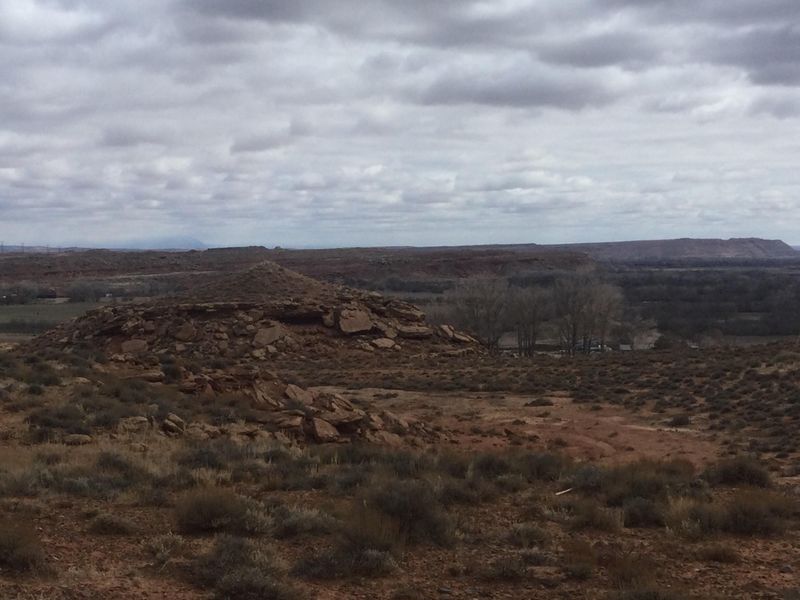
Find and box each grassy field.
[0,302,98,333]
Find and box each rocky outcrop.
[28,261,478,448]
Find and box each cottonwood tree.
[507,286,552,357]
[450,279,508,352]
[553,275,624,355]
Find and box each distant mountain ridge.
[533,238,798,262]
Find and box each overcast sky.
[1,0,799,248]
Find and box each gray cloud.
[1,0,799,248]
[416,60,620,109]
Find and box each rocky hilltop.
[29,261,479,445]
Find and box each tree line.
[446,275,629,356]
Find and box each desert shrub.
[515,452,571,481]
[0,520,47,573]
[95,451,150,485]
[721,490,791,536]
[666,491,796,538]
[292,546,397,580]
[471,453,511,480]
[292,505,400,580]
[88,513,136,535]
[176,446,227,471]
[667,414,691,427]
[560,539,597,580]
[175,487,270,534]
[567,499,622,532]
[144,533,184,568]
[623,497,666,528]
[605,552,657,589]
[214,567,298,600]
[367,479,453,546]
[26,404,89,439]
[327,466,371,494]
[0,469,41,497]
[195,535,296,599]
[704,456,771,488]
[271,506,337,539]
[594,460,699,507]
[438,477,496,505]
[507,523,549,548]
[21,362,61,387]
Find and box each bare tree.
[450,279,508,352]
[553,275,624,355]
[553,275,593,355]
[508,286,552,356]
[590,282,624,351]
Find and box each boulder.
[376,322,398,339]
[162,413,186,435]
[118,416,151,434]
[121,339,149,354]
[336,307,373,335]
[253,324,286,348]
[371,338,396,349]
[310,418,340,443]
[136,370,165,383]
[381,411,410,432]
[453,331,475,344]
[174,323,196,342]
[365,430,403,446]
[285,383,314,405]
[275,414,304,430]
[396,325,433,339]
[386,302,426,322]
[186,422,221,440]
[438,324,456,340]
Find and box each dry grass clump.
[195,535,297,600]
[174,487,271,535]
[665,489,797,538]
[143,533,185,568]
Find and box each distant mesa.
[529,238,798,262]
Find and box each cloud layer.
[1,0,799,247]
